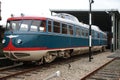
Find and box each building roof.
[50,9,120,32]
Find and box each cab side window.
[39,20,46,32]
[48,20,52,32]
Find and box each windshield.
[6,20,46,32]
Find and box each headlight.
[2,39,6,44]
[17,39,22,44]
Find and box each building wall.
[0,1,1,20]
[118,20,120,49]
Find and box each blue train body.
[2,13,107,64]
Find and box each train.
[2,13,107,64]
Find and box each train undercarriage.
[29,46,106,65]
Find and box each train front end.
[2,16,47,62]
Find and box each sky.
[0,0,120,25]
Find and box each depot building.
[50,9,120,51]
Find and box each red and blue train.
[2,13,107,64]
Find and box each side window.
[85,29,89,37]
[79,28,81,36]
[94,31,97,38]
[92,30,94,38]
[53,21,60,33]
[102,34,104,39]
[82,29,85,37]
[48,20,52,32]
[62,23,67,34]
[98,33,100,38]
[76,27,80,36]
[39,20,46,32]
[68,25,73,35]
[103,34,107,39]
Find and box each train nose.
[3,36,22,51]
[3,34,20,47]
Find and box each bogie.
[44,52,57,63]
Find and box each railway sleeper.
[89,75,118,80]
[94,73,119,78]
[97,72,119,76]
[98,70,119,74]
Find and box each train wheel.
[99,47,103,52]
[63,50,71,58]
[36,57,43,65]
[102,46,106,52]
[44,52,56,63]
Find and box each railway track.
[0,63,23,71]
[0,63,23,80]
[0,63,43,80]
[0,57,14,67]
[81,58,120,80]
[0,53,88,80]
[0,51,114,80]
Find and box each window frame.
[53,21,60,33]
[47,20,53,32]
[68,24,74,36]
[61,23,68,34]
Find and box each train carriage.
[2,13,107,64]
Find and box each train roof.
[49,14,106,34]
[7,16,47,21]
[7,14,106,34]
[52,13,80,23]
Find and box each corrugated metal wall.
[0,1,1,20]
[118,20,120,49]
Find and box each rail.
[81,58,120,80]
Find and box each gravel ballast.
[9,51,114,80]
